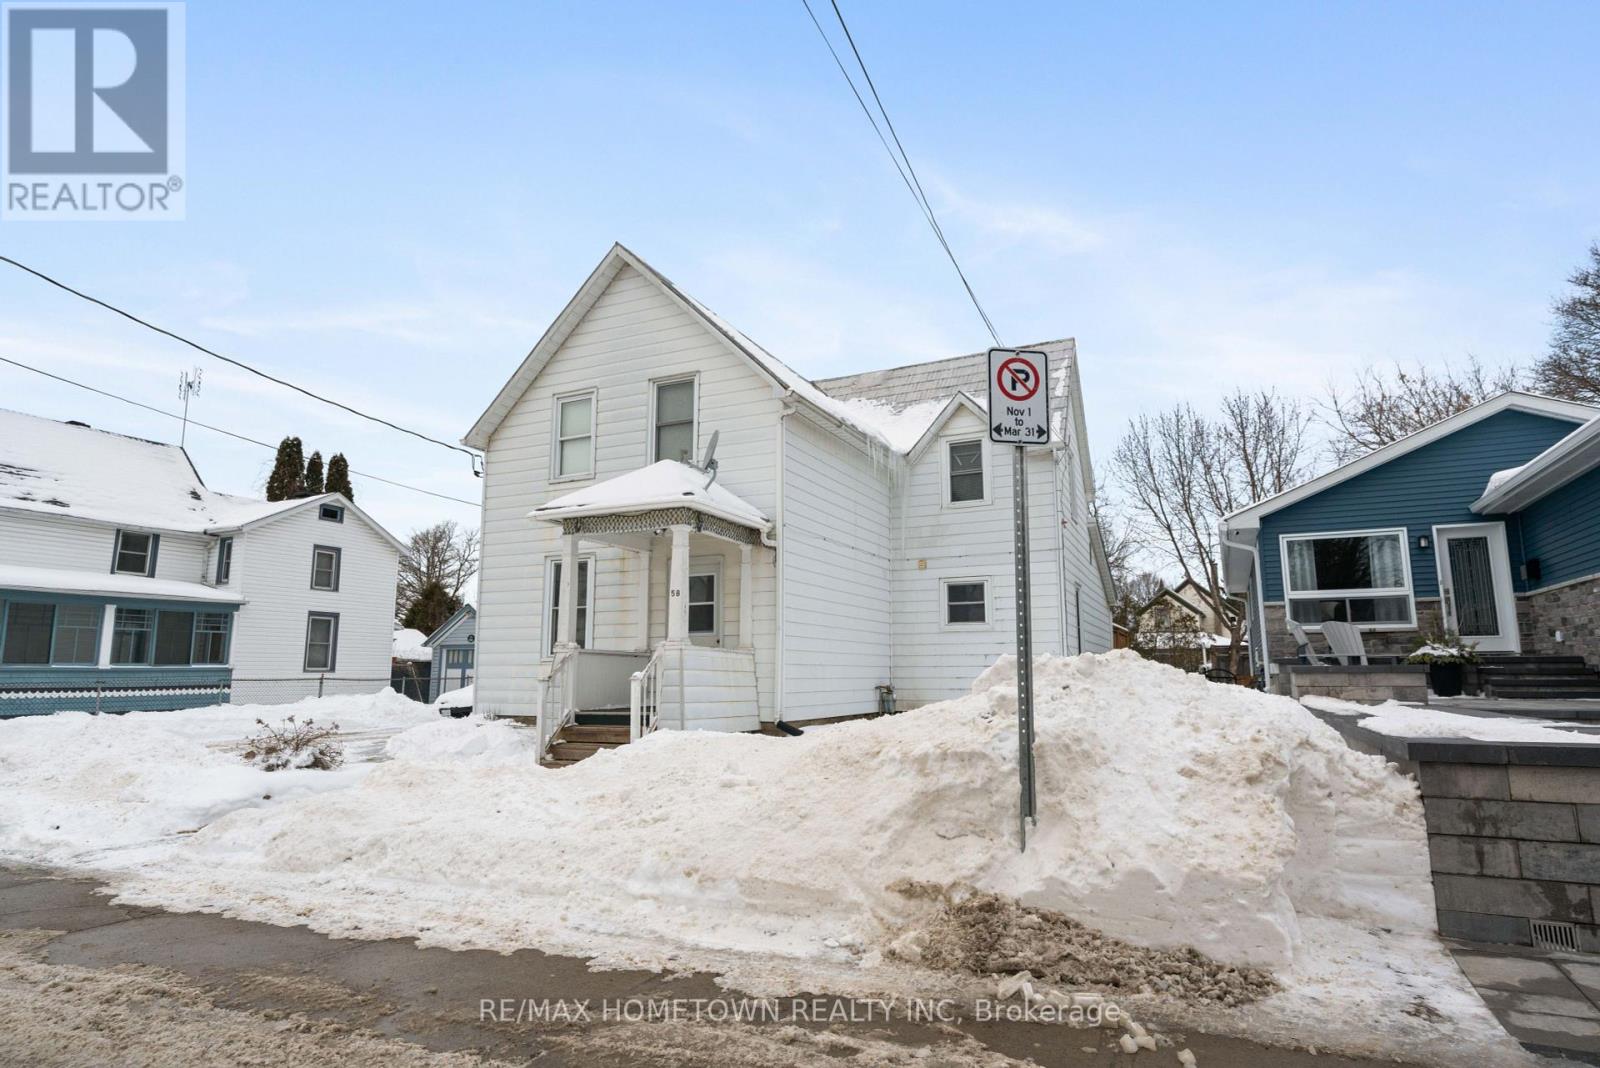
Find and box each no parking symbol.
[987,348,1049,444]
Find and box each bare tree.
[1111,389,1314,672]
[1530,242,1600,404]
[397,520,480,624]
[1323,358,1520,462]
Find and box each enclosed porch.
[528,461,773,762]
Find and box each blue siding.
[1518,465,1600,589]
[1260,410,1580,601]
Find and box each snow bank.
[0,690,433,867]
[2,653,1428,977]
[392,628,431,662]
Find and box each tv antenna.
[177,366,203,447]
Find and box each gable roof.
[1472,412,1600,514]
[424,603,476,647]
[0,408,405,550]
[1222,392,1598,530]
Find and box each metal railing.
[629,646,667,741]
[539,650,577,757]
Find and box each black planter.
[1429,662,1465,698]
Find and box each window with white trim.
[310,546,341,591]
[113,530,157,576]
[544,557,595,655]
[946,440,984,504]
[1282,529,1415,628]
[553,391,595,479]
[688,571,718,636]
[215,537,233,583]
[304,612,339,672]
[943,579,989,625]
[652,378,696,464]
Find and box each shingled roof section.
[815,338,1076,408]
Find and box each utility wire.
[0,254,483,468]
[798,0,1003,347]
[0,354,481,509]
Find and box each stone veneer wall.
[1261,600,1445,661]
[1423,762,1600,952]
[1271,664,1430,704]
[1520,576,1600,665]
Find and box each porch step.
[574,707,630,727]
[541,721,632,768]
[1481,674,1600,688]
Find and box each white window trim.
[1279,526,1416,632]
[542,553,597,657]
[941,436,990,508]
[686,557,722,643]
[647,373,699,466]
[550,388,598,483]
[941,576,993,629]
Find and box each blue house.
[1221,392,1600,685]
[423,603,475,701]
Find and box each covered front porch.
[528,461,772,761]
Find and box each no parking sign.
[987,348,1050,445]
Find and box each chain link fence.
[0,671,476,718]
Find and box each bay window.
[1282,529,1414,628]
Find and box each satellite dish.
[699,430,720,488]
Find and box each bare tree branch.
[1321,357,1520,462]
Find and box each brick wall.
[1520,578,1600,664]
[1261,600,1444,661]
[1422,762,1600,951]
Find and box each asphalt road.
[0,866,1448,1068]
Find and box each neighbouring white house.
[0,410,404,715]
[463,244,1115,758]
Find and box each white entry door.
[1434,523,1520,653]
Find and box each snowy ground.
[0,659,1537,1065]
[1304,694,1600,743]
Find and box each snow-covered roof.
[0,409,404,550]
[1472,412,1600,515]
[530,460,769,530]
[393,628,432,662]
[0,563,244,604]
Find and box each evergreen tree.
[325,453,354,501]
[265,436,305,501]
[303,451,325,495]
[402,579,461,635]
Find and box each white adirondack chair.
[1289,621,1332,665]
[1320,620,1369,666]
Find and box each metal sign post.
[988,348,1050,851]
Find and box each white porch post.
[97,604,116,667]
[635,548,652,650]
[556,531,580,651]
[667,524,692,642]
[738,544,754,650]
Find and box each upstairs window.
[310,546,341,591]
[554,391,596,479]
[1283,529,1415,628]
[947,440,985,504]
[652,378,696,464]
[215,537,233,584]
[113,530,157,576]
[319,503,344,522]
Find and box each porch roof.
[529,460,769,532]
[0,563,245,604]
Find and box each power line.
[0,254,483,469]
[798,0,1003,347]
[0,354,481,509]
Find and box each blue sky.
[3,0,1598,546]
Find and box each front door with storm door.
[1434,523,1520,653]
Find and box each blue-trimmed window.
[192,613,231,665]
[52,606,101,664]
[111,608,154,664]
[113,530,159,576]
[1,603,53,664]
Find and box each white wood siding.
[1055,447,1115,654]
[778,410,894,720]
[228,507,399,694]
[0,509,211,582]
[475,264,782,719]
[889,407,1066,707]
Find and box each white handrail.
[540,650,578,757]
[629,645,667,742]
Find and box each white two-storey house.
[465,245,1115,759]
[0,411,404,715]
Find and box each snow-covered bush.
[1406,632,1480,665]
[241,716,344,771]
